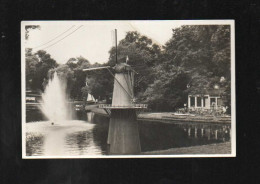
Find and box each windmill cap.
[113,63,132,73]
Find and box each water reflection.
[26,114,107,156]
[138,121,231,152]
[26,133,45,156]
[26,106,231,156]
[181,124,231,141]
[91,115,109,154]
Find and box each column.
[205,96,209,109]
[215,130,218,140]
[188,96,191,108]
[215,97,218,109]
[188,128,191,137]
[201,98,204,108]
[195,96,197,108]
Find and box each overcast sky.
[24,21,184,64]
[24,20,232,64]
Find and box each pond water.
[26,107,231,156]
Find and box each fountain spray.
[40,71,71,124]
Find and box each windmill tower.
[83,29,147,154]
[103,63,146,154]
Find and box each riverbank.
[143,141,231,155]
[139,112,231,124]
[90,108,231,124]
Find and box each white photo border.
[21,20,236,159]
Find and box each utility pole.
[115,29,117,64]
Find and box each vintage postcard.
[21,20,235,158]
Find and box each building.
[188,88,225,110]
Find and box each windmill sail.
[83,66,110,71]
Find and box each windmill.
[83,29,147,154]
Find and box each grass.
[143,141,231,155]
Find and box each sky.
[23,20,233,64]
[24,21,183,64]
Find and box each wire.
[123,73,133,96]
[33,25,76,49]
[106,68,134,99]
[39,25,84,50]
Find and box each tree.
[66,56,92,99]
[25,49,58,91]
[143,65,189,111]
[144,25,231,111]
[85,67,113,101]
[25,48,39,89]
[25,25,40,40]
[107,31,161,101]
[66,58,78,69]
[35,50,58,91]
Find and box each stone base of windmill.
[107,109,141,155]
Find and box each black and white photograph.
[21,20,235,158]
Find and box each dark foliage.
[25,26,231,111]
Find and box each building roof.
[189,88,226,96]
[205,88,225,96]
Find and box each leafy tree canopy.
[143,25,231,111]
[107,31,161,99]
[25,25,40,40]
[26,49,58,91]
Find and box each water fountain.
[26,71,103,157]
[40,72,71,123]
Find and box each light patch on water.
[26,120,103,156]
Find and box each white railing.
[99,104,147,109]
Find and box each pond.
[25,106,231,156]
